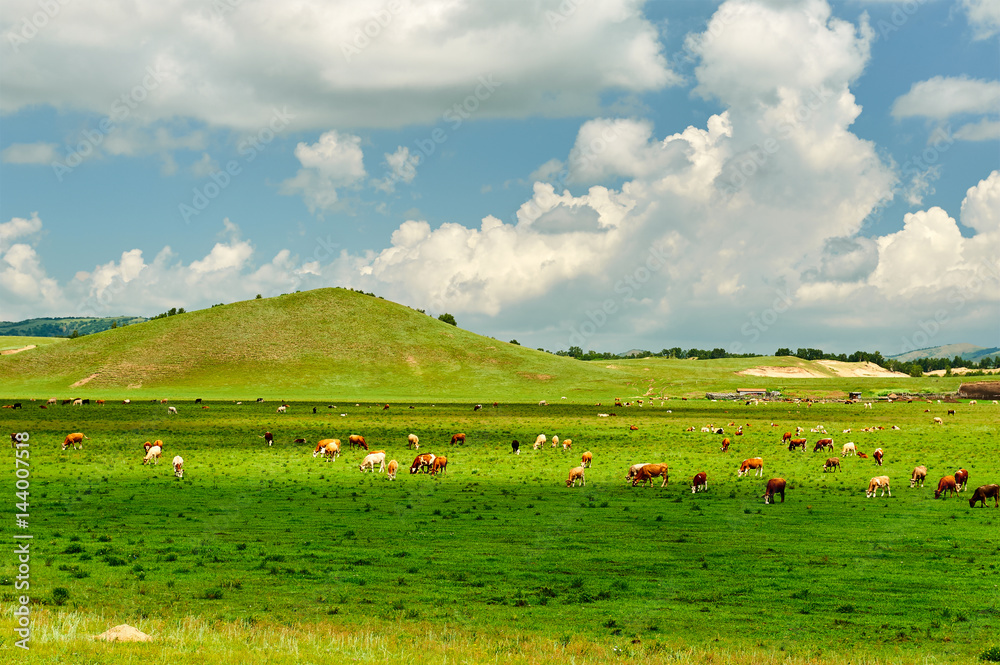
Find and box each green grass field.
[2,397,998,664]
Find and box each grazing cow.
[263,431,274,446]
[909,465,927,488]
[691,472,708,493]
[947,409,955,416]
[62,432,88,450]
[866,476,891,498]
[738,457,764,478]
[313,439,340,460]
[12,402,22,409]
[172,456,184,478]
[511,440,520,455]
[813,440,833,453]
[9,432,18,448]
[277,405,287,413]
[581,451,592,468]
[431,456,448,475]
[763,478,786,504]
[473,404,482,411]
[873,448,883,466]
[935,476,958,499]
[788,438,807,452]
[122,399,130,405]
[562,438,572,451]
[359,451,386,473]
[383,403,390,410]
[865,402,872,409]
[823,457,841,472]
[256,398,264,403]
[857,451,868,459]
[933,417,943,425]
[72,399,82,406]
[841,442,856,456]
[632,463,669,487]
[387,459,399,480]
[781,432,793,443]
[969,484,1000,508]
[533,434,546,450]
[293,438,307,444]
[160,399,168,404]
[407,433,419,449]
[625,463,650,484]
[410,453,436,474]
[143,440,163,453]
[47,398,57,405]
[142,445,162,465]
[167,406,178,415]
[566,466,586,487]
[954,468,969,492]
[348,434,368,451]
[195,398,202,404]
[720,438,730,452]
[551,435,559,448]
[450,433,466,445]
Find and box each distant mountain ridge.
[890,343,1000,363]
[0,316,147,338]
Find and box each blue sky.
[1,0,998,356]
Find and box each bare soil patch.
[70,373,100,388]
[94,624,153,642]
[0,344,36,355]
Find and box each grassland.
[2,397,998,664]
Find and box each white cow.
[172,456,184,478]
[359,451,386,473]
[533,434,546,450]
[142,445,162,465]
[167,406,178,415]
[841,442,856,456]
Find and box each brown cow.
[312,439,340,461]
[143,439,163,453]
[935,476,958,499]
[909,465,927,488]
[691,472,707,493]
[720,438,730,452]
[566,466,586,487]
[263,431,274,446]
[410,453,436,474]
[581,451,592,468]
[738,457,764,478]
[348,434,368,451]
[430,456,448,476]
[450,433,466,445]
[866,476,891,498]
[386,459,399,480]
[781,432,793,443]
[788,438,807,452]
[812,439,832,453]
[873,448,883,466]
[632,463,669,487]
[823,457,840,472]
[62,432,88,450]
[954,468,969,492]
[763,478,786,504]
[969,484,999,508]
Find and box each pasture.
[2,397,998,664]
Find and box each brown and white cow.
[62,432,88,450]
[763,478,786,504]
[562,438,572,451]
[386,459,399,480]
[450,433,466,445]
[866,476,891,498]
[359,451,386,473]
[312,438,341,461]
[954,468,969,492]
[738,457,764,478]
[909,465,927,488]
[969,484,999,508]
[263,431,274,446]
[935,475,958,499]
[410,453,436,474]
[581,451,592,468]
[691,472,707,493]
[348,434,368,451]
[781,432,793,444]
[720,438,730,452]
[143,439,163,453]
[172,456,184,478]
[813,439,833,453]
[430,456,448,476]
[873,448,883,466]
[788,438,807,452]
[566,466,586,487]
[632,463,669,487]
[823,457,841,472]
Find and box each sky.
[1,0,998,356]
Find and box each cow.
[781,432,793,444]
[551,435,559,448]
[933,417,943,425]
[46,398,57,405]
[430,456,448,475]
[947,409,955,416]
[62,432,88,450]
[581,451,593,468]
[873,448,883,466]
[566,466,586,487]
[720,438,730,452]
[866,476,891,498]
[473,404,482,411]
[813,440,832,453]
[954,468,969,492]
[122,399,130,405]
[450,433,466,445]
[276,405,287,413]
[629,425,639,431]
[857,451,869,459]
[172,456,184,478]
[383,403,390,411]
[386,459,399,480]
[143,440,163,453]
[263,431,274,446]
[195,398,202,404]
[763,478,786,504]
[533,434,546,450]
[632,463,669,487]
[12,402,22,409]
[167,406,178,415]
[142,445,162,465]
[841,442,856,456]
[293,438,307,444]
[562,438,572,451]
[9,432,18,448]
[160,399,168,404]
[359,452,386,473]
[407,433,419,449]
[625,462,650,484]
[312,439,340,461]
[348,434,368,451]
[410,453,436,474]
[823,457,841,472]
[691,472,707,493]
[969,484,1000,508]
[72,399,82,406]
[909,465,927,488]
[788,438,807,452]
[511,440,520,455]
[935,476,958,499]
[738,457,764,478]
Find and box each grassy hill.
[890,342,999,363]
[0,288,967,400]
[0,315,147,337]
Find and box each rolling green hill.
[890,342,999,363]
[0,288,966,400]
[0,315,147,337]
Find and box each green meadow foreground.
[2,398,998,664]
